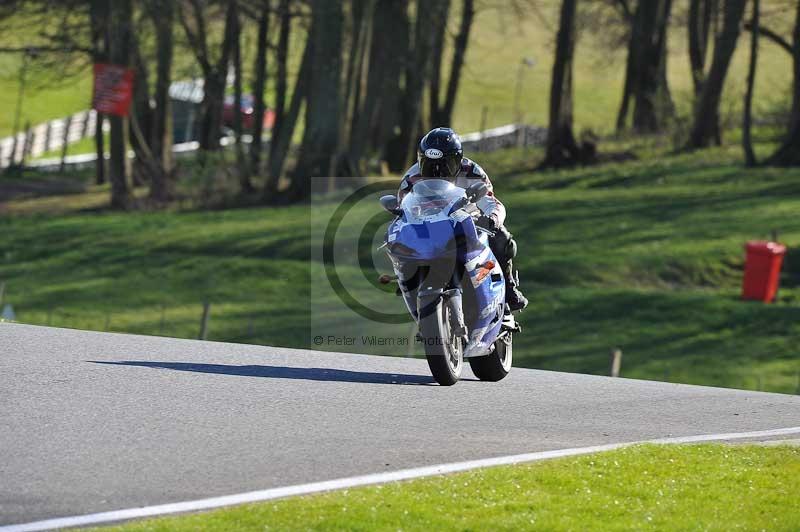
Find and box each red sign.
[92,63,135,117]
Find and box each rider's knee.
[505,235,517,260]
[490,225,517,262]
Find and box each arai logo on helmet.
[424,148,444,159]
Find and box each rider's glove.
[476,214,500,232]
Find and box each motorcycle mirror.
[379,194,401,215]
[466,182,489,202]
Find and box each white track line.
[4,426,800,532]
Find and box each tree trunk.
[129,29,153,187]
[429,0,451,127]
[94,113,105,185]
[337,0,375,176]
[541,0,582,168]
[387,0,438,171]
[765,1,800,166]
[179,0,238,152]
[345,4,373,167]
[631,0,674,132]
[618,0,675,133]
[107,0,132,209]
[292,0,343,200]
[266,36,311,200]
[198,76,225,152]
[148,0,175,202]
[249,0,270,176]
[685,0,747,149]
[347,0,407,172]
[742,0,758,167]
[230,0,252,194]
[615,22,637,132]
[381,2,415,173]
[264,0,292,197]
[342,0,368,140]
[89,0,109,185]
[688,0,715,98]
[439,0,474,127]
[787,2,800,133]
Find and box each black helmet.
[418,127,463,179]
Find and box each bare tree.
[688,0,717,99]
[766,0,800,166]
[147,0,176,202]
[120,1,179,202]
[425,0,475,128]
[129,20,154,188]
[249,0,270,177]
[541,0,583,168]
[742,0,759,167]
[264,0,298,196]
[89,0,108,186]
[265,31,311,199]
[108,0,133,209]
[292,0,343,200]
[438,0,475,127]
[429,0,451,127]
[685,0,748,149]
[341,0,369,133]
[179,0,238,151]
[617,0,675,133]
[229,0,253,194]
[347,0,408,173]
[387,0,438,171]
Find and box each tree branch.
[615,0,633,21]
[0,45,91,54]
[178,0,212,73]
[744,21,792,55]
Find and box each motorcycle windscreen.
[388,219,459,261]
[402,179,463,224]
[387,179,466,261]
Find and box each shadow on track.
[89,360,438,385]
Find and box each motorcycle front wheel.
[469,332,512,382]
[419,297,463,386]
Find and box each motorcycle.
[379,179,518,386]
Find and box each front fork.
[415,271,467,342]
[443,287,468,341]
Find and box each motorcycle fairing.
[456,217,505,357]
[386,201,505,358]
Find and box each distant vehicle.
[222,95,275,132]
[379,179,519,386]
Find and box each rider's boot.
[488,225,528,312]
[503,259,528,312]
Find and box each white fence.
[4,119,548,173]
[0,110,100,169]
[460,123,547,152]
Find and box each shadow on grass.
[90,360,437,385]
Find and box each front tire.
[469,332,512,382]
[419,297,463,386]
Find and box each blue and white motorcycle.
[379,179,518,386]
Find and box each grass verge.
[90,444,800,531]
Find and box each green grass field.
[0,2,794,138]
[90,444,800,531]
[2,143,799,393]
[0,55,93,138]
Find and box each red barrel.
[742,241,786,303]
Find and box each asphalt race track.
[2,323,800,526]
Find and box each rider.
[398,127,528,312]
